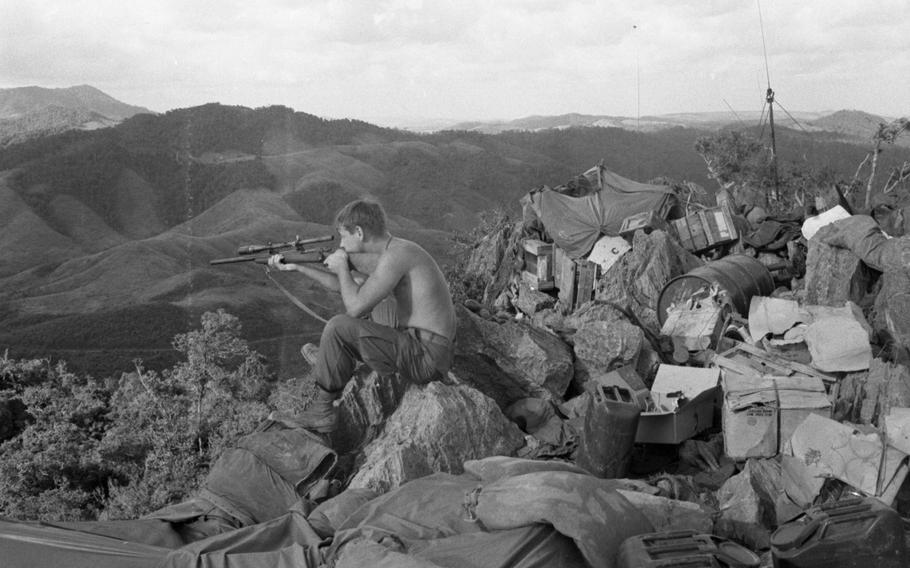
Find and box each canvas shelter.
[521,164,676,259]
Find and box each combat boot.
[300,343,319,366]
[268,387,340,434]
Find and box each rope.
[264,267,328,324]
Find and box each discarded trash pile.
[2,165,910,568]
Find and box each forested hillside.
[1,103,908,379]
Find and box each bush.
[0,310,276,522]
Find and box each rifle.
[210,235,387,323]
[210,235,335,266]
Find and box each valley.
[1,99,907,380]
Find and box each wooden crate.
[521,239,554,290]
[671,206,738,253]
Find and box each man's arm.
[268,252,380,291]
[328,250,405,318]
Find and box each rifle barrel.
[209,256,256,265]
[210,250,329,266]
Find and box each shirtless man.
[267,199,456,434]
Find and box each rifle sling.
[264,267,328,324]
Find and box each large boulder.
[811,216,910,358]
[853,358,910,424]
[461,219,524,305]
[873,269,910,361]
[452,305,574,408]
[347,381,525,493]
[334,367,411,455]
[803,239,873,306]
[566,302,645,386]
[595,230,700,337]
[513,281,557,316]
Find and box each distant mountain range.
[0,85,153,146]
[0,85,906,379]
[442,109,904,146]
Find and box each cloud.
[0,0,908,120]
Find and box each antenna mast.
[758,0,780,201]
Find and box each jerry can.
[574,382,640,478]
[618,529,761,568]
[770,497,907,567]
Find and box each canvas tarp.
[328,461,654,568]
[0,450,654,568]
[329,472,588,567]
[0,518,171,568]
[149,426,337,528]
[159,508,327,568]
[521,165,674,259]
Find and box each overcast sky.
[2,1,908,126]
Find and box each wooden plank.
[574,261,598,308]
[554,247,576,307]
[699,211,717,246]
[673,218,694,251]
[522,239,553,256]
[724,340,837,384]
[715,208,735,241]
[689,213,709,251]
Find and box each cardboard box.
[635,365,720,444]
[789,414,909,505]
[722,372,831,459]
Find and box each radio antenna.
[757,0,780,201]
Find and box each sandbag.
[307,488,378,539]
[160,511,325,568]
[472,470,654,568]
[330,472,589,568]
[202,428,337,526]
[463,456,589,483]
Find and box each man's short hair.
[334,199,387,239]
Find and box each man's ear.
[353,226,365,240]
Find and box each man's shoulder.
[389,237,429,257]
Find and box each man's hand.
[323,249,349,274]
[267,254,296,271]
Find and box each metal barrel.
[657,254,775,325]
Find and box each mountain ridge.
[0,85,154,146]
[441,109,903,145]
[0,94,907,379]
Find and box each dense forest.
[2,112,909,522]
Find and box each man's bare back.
[382,237,456,340]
